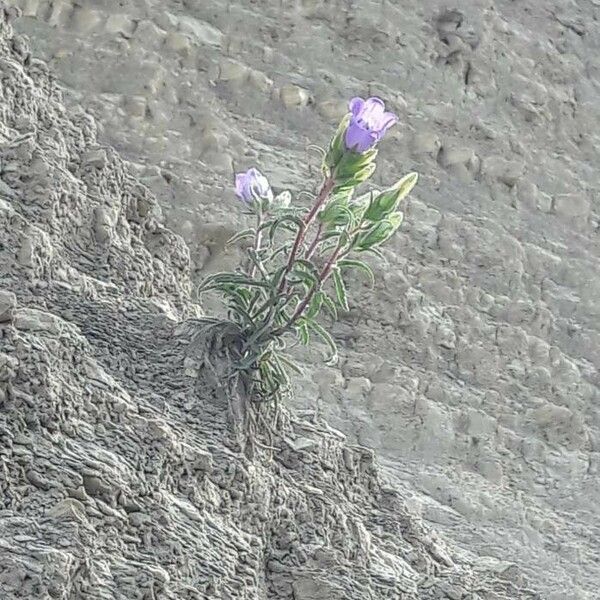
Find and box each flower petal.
[349,97,365,117]
[382,112,398,131]
[361,97,385,123]
[345,123,378,152]
[235,173,247,198]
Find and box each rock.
[71,6,102,34]
[177,15,223,47]
[123,95,147,117]
[438,145,476,168]
[47,498,87,522]
[292,577,343,600]
[553,192,590,218]
[279,84,310,108]
[412,131,441,155]
[14,308,62,333]
[217,59,248,83]
[105,13,136,38]
[164,31,190,54]
[83,148,108,169]
[316,98,347,121]
[0,290,16,322]
[482,156,525,186]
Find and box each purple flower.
[234,168,273,205]
[344,97,398,153]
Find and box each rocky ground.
[3,0,600,598]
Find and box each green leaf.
[334,148,378,179]
[298,322,310,345]
[268,215,304,245]
[305,291,324,320]
[363,172,418,222]
[197,272,272,294]
[288,268,318,288]
[355,212,403,251]
[332,267,349,311]
[321,294,338,320]
[306,320,338,365]
[226,228,256,246]
[363,246,388,263]
[275,352,304,376]
[317,195,347,222]
[395,171,419,201]
[338,259,375,288]
[323,113,351,171]
[294,258,321,280]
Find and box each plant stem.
[304,222,323,260]
[242,177,335,353]
[249,212,264,279]
[272,243,346,337]
[275,176,335,296]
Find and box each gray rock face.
[4,0,600,598]
[0,8,545,599]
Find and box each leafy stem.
[249,211,264,279]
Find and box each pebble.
[279,84,310,108]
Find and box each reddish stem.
[276,177,335,296]
[304,222,324,260]
[272,244,344,336]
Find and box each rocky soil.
[4,0,600,598]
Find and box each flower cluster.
[199,97,418,403]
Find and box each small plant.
[198,97,418,404]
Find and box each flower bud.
[234,168,274,211]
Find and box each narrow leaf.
[268,215,304,245]
[305,291,324,320]
[332,267,349,311]
[276,353,304,376]
[307,320,339,365]
[338,259,375,288]
[321,294,338,320]
[298,322,310,346]
[226,228,255,246]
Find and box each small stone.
[247,69,273,93]
[14,309,61,334]
[482,156,524,186]
[438,145,476,168]
[93,206,115,244]
[279,84,310,108]
[217,59,248,83]
[22,0,40,18]
[291,437,319,452]
[47,0,71,27]
[83,148,108,169]
[105,13,136,38]
[128,511,152,527]
[164,31,190,54]
[178,15,223,47]
[201,151,233,174]
[316,98,347,121]
[440,581,464,600]
[0,290,16,322]
[48,498,87,522]
[123,95,147,118]
[26,469,52,490]
[553,192,590,218]
[412,132,441,155]
[71,7,102,33]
